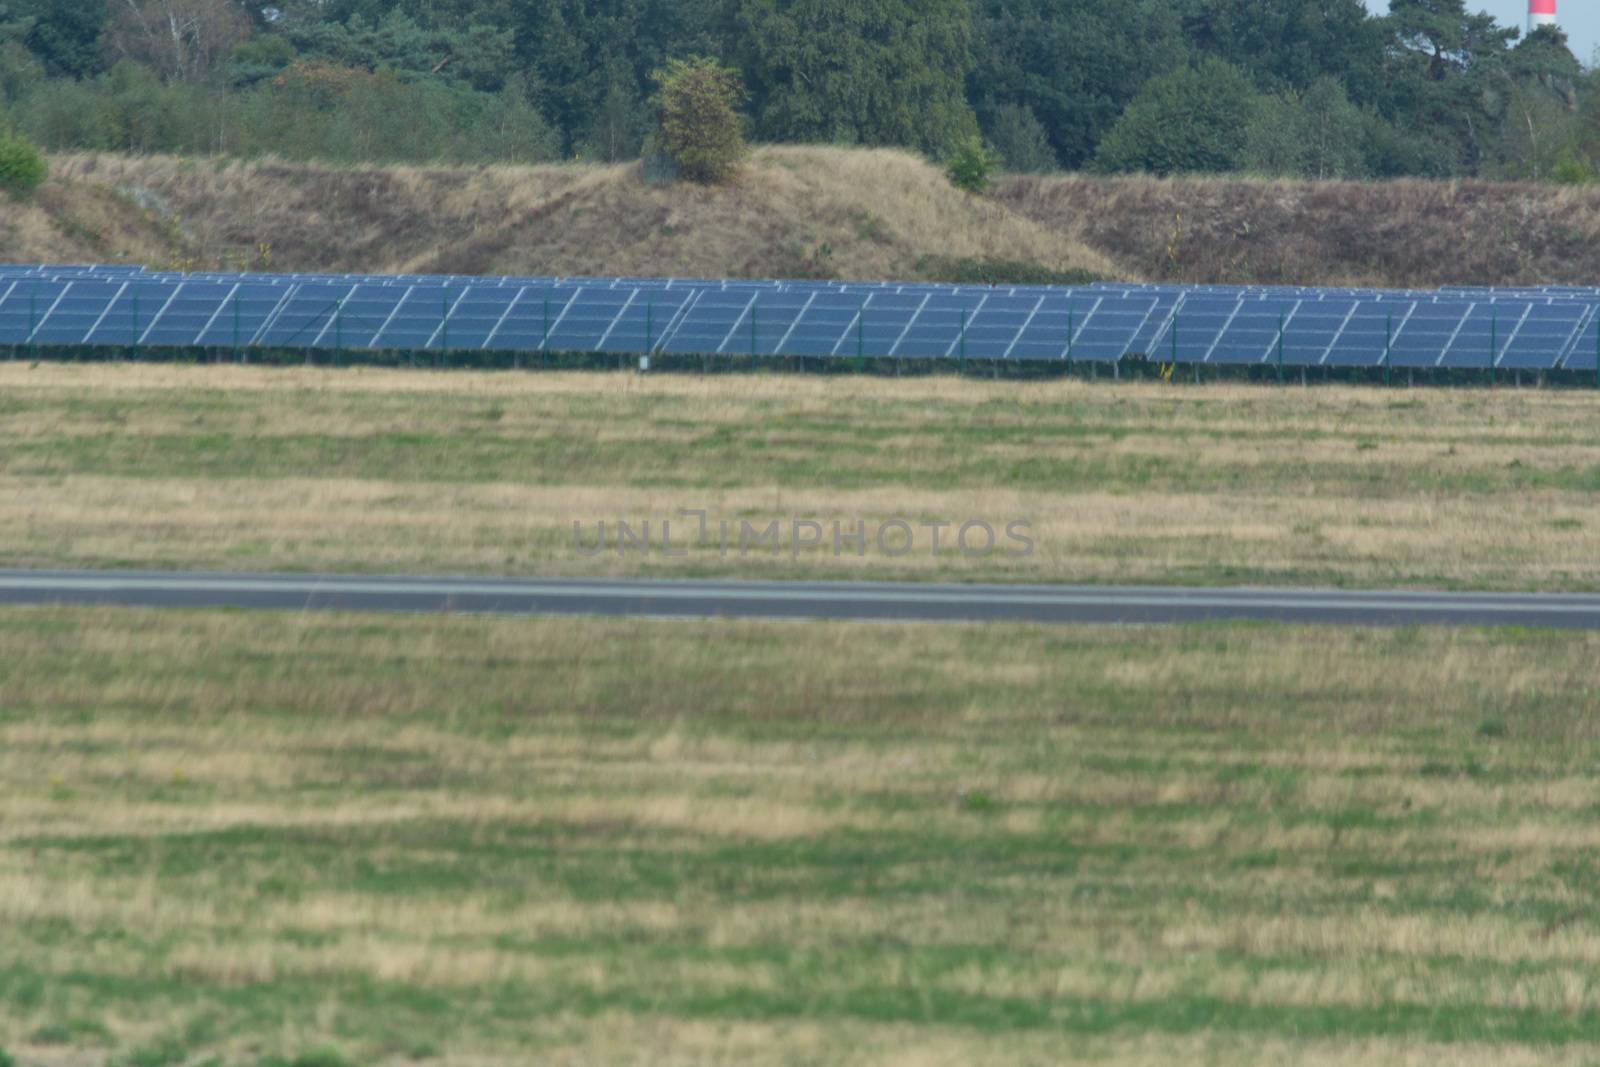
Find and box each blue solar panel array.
[3,264,1600,370]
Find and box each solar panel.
[6,263,1600,370]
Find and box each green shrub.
[653,56,745,184]
[1551,153,1596,186]
[944,135,993,194]
[0,130,46,196]
[0,1045,15,1067]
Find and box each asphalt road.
[0,570,1597,628]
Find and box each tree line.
[0,0,1595,181]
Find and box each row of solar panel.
[2,271,1599,367]
[8,265,1600,311]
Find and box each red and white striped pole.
[1528,0,1557,33]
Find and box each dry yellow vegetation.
[15,147,1115,281]
[0,363,1596,589]
[11,147,1600,287]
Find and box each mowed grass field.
[1,608,1598,1065]
[1,363,1599,588]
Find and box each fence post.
[24,287,36,361]
[543,298,551,369]
[233,294,243,364]
[750,299,758,359]
[1385,312,1392,386]
[1489,309,1497,388]
[130,293,139,363]
[857,299,865,362]
[335,301,343,366]
[441,293,449,360]
[959,308,967,374]
[1067,309,1074,374]
[1276,311,1284,384]
[646,301,654,359]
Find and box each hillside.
[7,147,1600,287]
[994,173,1600,289]
[8,147,1115,282]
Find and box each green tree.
[1176,0,1386,104]
[1381,0,1520,170]
[580,71,648,162]
[1245,77,1367,179]
[731,0,977,155]
[1093,58,1259,175]
[969,0,1185,170]
[653,55,745,184]
[984,103,1055,172]
[0,0,105,78]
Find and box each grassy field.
[0,607,1597,1065]
[1,363,1598,589]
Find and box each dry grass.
[995,172,1600,288]
[0,363,1597,589]
[37,147,1115,281]
[20,150,1600,287]
[0,608,1597,1064]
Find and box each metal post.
[441,294,449,358]
[1595,319,1599,390]
[1489,310,1496,387]
[1067,309,1075,373]
[335,302,343,366]
[1171,319,1178,367]
[959,309,967,373]
[1276,311,1284,384]
[857,299,865,361]
[130,293,139,363]
[646,301,654,357]
[233,295,242,364]
[543,298,551,369]
[750,300,758,358]
[1384,312,1392,386]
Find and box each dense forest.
[0,0,1595,181]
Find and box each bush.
[653,56,745,184]
[945,135,993,194]
[1552,152,1596,185]
[0,130,46,196]
[0,1045,14,1067]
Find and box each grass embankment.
[0,363,1597,589]
[15,148,1115,282]
[994,173,1600,289]
[0,609,1597,1064]
[15,147,1600,287]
